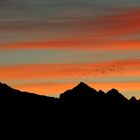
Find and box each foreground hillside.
[0,82,139,137]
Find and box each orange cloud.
[0,9,140,51]
[86,9,140,36]
[0,38,140,51]
[0,59,139,81]
[0,58,139,98]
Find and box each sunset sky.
[0,0,140,99]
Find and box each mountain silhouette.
[60,82,97,99]
[0,82,139,114]
[0,82,139,137]
[106,88,127,100]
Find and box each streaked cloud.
[0,0,139,98]
[0,8,140,45]
[0,58,139,81]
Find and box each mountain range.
[0,82,139,113]
[0,82,139,137]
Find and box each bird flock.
[71,60,129,81]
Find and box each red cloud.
[0,59,139,80]
[0,9,140,51]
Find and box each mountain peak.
[106,88,127,101]
[129,96,137,102]
[106,88,121,96]
[98,90,105,96]
[108,88,119,93]
[73,82,97,93]
[0,82,12,89]
[60,82,97,99]
[76,82,89,88]
[79,82,87,85]
[0,82,6,86]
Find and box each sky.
[0,0,140,99]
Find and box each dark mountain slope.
[0,82,139,138]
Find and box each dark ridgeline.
[0,82,139,137]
